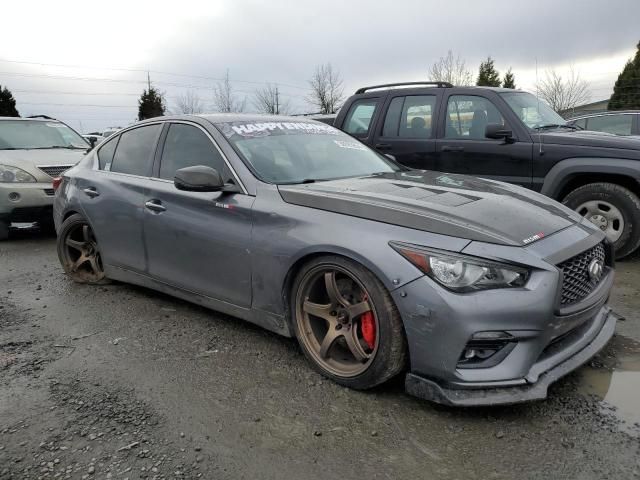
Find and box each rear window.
[109,124,161,176]
[342,99,378,136]
[382,95,436,138]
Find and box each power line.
[0,57,311,91]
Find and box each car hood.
[541,129,640,154]
[0,148,86,169]
[278,171,584,246]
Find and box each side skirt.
[104,265,291,337]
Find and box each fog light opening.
[8,192,20,202]
[458,331,516,369]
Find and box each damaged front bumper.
[405,306,618,406]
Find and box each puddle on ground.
[577,336,640,434]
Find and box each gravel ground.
[1,228,640,479]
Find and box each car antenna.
[535,57,544,156]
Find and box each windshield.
[500,92,567,129]
[217,120,400,184]
[0,120,89,150]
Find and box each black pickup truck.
[333,82,640,258]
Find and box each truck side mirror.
[485,123,513,141]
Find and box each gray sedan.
[53,114,618,406]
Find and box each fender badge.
[522,232,545,244]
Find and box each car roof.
[0,116,60,122]
[134,113,326,126]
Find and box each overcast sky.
[1,0,638,132]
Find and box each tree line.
[1,39,638,122]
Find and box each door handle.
[441,146,465,152]
[83,187,100,198]
[144,200,166,213]
[375,143,392,150]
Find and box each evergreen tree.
[138,86,165,120]
[0,85,20,117]
[476,57,501,87]
[502,68,516,89]
[609,41,640,110]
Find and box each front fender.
[541,158,640,199]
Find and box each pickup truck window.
[586,114,633,136]
[343,99,378,136]
[446,95,506,140]
[382,95,436,138]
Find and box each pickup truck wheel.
[563,182,640,259]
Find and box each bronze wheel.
[57,214,108,284]
[295,265,379,377]
[292,256,406,389]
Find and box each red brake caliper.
[360,297,376,350]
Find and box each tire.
[57,213,110,284]
[0,220,8,241]
[290,255,407,390]
[563,182,640,259]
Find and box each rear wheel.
[57,214,109,284]
[291,256,406,390]
[563,182,640,259]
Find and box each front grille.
[558,242,606,306]
[38,165,72,177]
[43,188,55,196]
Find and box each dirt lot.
[1,227,640,479]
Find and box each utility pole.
[147,71,151,91]
[275,86,279,115]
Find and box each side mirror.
[485,123,513,141]
[88,137,97,148]
[174,165,225,192]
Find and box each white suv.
[0,117,89,239]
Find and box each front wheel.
[291,256,407,390]
[563,182,640,259]
[57,214,109,284]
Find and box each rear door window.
[342,99,378,136]
[109,124,162,176]
[159,123,226,180]
[586,114,633,135]
[382,95,437,138]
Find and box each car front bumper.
[0,182,56,222]
[391,228,616,406]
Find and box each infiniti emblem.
[588,258,604,282]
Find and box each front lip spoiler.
[405,309,619,407]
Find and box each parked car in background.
[0,117,89,239]
[101,127,121,138]
[307,114,337,126]
[53,114,617,406]
[334,82,640,258]
[567,111,639,136]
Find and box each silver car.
[53,114,618,406]
[0,117,89,239]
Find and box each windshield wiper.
[29,145,87,150]
[533,124,580,131]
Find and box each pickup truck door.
[370,91,441,170]
[434,93,533,188]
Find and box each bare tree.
[428,50,473,86]
[307,63,345,114]
[213,70,246,113]
[537,68,591,114]
[173,90,205,114]
[253,83,290,114]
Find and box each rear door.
[370,91,441,169]
[434,93,533,187]
[143,121,254,308]
[79,123,162,272]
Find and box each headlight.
[390,242,529,292]
[0,164,37,183]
